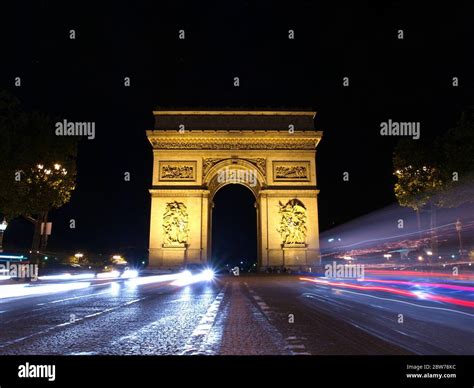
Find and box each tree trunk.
[30,211,48,256]
[31,217,41,252]
[39,211,49,251]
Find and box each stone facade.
[147,111,323,269]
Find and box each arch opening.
[204,159,266,199]
[210,184,258,272]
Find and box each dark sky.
[1,1,473,263]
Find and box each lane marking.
[180,284,228,355]
[284,336,310,355]
[257,301,270,312]
[286,344,306,349]
[244,283,311,355]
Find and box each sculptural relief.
[163,201,189,245]
[277,199,307,245]
[273,161,310,181]
[159,161,196,181]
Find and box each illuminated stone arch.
[147,110,322,269]
[204,158,266,199]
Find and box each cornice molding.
[147,136,321,150]
[153,110,316,117]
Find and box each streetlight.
[455,219,463,259]
[0,219,8,253]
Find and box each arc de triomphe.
[147,110,323,269]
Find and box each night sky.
[1,2,473,264]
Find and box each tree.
[393,139,446,256]
[435,107,474,208]
[393,139,445,226]
[393,108,474,256]
[0,90,78,254]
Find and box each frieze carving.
[277,199,307,245]
[149,138,317,150]
[162,165,193,179]
[273,161,310,181]
[163,201,189,245]
[159,161,196,181]
[275,166,307,179]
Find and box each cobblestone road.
[0,275,424,355]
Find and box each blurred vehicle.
[180,263,215,280]
[40,263,86,275]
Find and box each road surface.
[0,274,472,355]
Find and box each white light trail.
[0,282,91,299]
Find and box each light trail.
[0,282,91,299]
[38,273,96,281]
[365,270,474,281]
[357,278,474,292]
[96,271,120,279]
[303,291,474,317]
[323,221,460,251]
[300,277,474,308]
[126,273,182,287]
[171,271,214,287]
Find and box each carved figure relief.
[273,161,310,181]
[277,199,307,245]
[163,201,189,245]
[159,161,196,181]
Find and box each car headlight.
[121,269,138,279]
[202,269,214,281]
[181,270,192,278]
